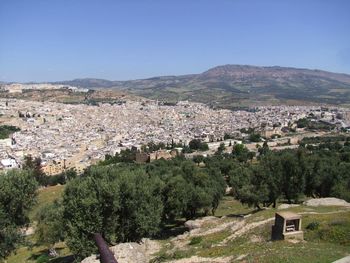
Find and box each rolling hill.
[55,65,350,109]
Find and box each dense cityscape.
[1,88,350,176]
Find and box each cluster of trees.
[231,144,255,162]
[0,170,37,259]
[223,143,350,208]
[4,137,350,261]
[297,118,335,131]
[188,139,209,151]
[0,125,20,139]
[223,133,235,140]
[301,135,350,145]
[248,133,261,142]
[36,158,226,259]
[0,156,77,260]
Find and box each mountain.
[54,78,115,88]
[54,65,350,109]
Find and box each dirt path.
[221,217,275,244]
[166,208,350,257]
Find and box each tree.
[35,201,65,257]
[224,133,234,140]
[193,155,204,166]
[199,142,209,151]
[64,168,77,181]
[60,158,227,259]
[280,152,304,203]
[181,145,193,153]
[189,139,209,151]
[232,144,250,162]
[22,155,46,185]
[228,165,269,209]
[247,151,256,161]
[0,125,20,140]
[258,141,270,156]
[249,133,261,142]
[189,139,201,150]
[259,152,283,207]
[62,166,163,259]
[206,168,226,215]
[162,175,191,220]
[216,143,226,155]
[180,165,225,218]
[0,170,37,259]
[297,118,309,128]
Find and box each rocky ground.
[81,238,160,263]
[81,198,350,263]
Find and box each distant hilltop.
[4,65,350,108]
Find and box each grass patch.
[214,196,252,217]
[303,212,350,246]
[6,242,72,263]
[189,236,202,245]
[29,184,65,221]
[196,210,350,262]
[200,230,231,246]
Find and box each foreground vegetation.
[2,136,350,262]
[4,185,350,263]
[5,185,69,263]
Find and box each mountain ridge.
[52,64,350,86]
[3,64,350,108]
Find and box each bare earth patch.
[81,238,160,263]
[304,198,350,207]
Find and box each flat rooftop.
[276,211,301,220]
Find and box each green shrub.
[189,236,202,245]
[306,221,320,230]
[35,253,50,263]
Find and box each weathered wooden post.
[93,233,118,263]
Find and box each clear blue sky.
[0,0,349,82]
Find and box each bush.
[306,221,320,230]
[189,236,202,245]
[45,174,66,186]
[35,253,50,263]
[0,125,20,139]
[188,139,209,151]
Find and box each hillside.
[56,65,350,109]
[6,188,350,263]
[0,88,140,105]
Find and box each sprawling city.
[1,85,350,176]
